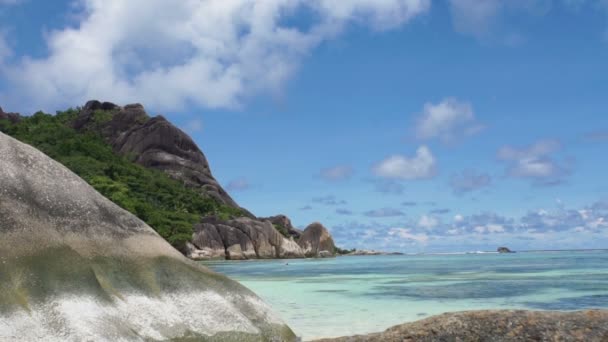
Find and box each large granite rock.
[314,310,608,342]
[0,131,296,341]
[262,214,304,239]
[73,100,242,209]
[298,222,336,258]
[188,216,306,260]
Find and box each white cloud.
[418,214,439,229]
[373,145,436,180]
[414,97,483,143]
[497,139,569,185]
[318,165,354,182]
[1,0,430,113]
[388,227,429,243]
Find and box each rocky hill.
[0,131,296,341]
[0,101,337,260]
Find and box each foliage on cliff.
[0,110,243,247]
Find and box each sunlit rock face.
[298,223,336,258]
[0,132,296,341]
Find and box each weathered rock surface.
[73,100,242,209]
[298,222,336,258]
[313,310,608,342]
[262,214,304,239]
[0,131,296,341]
[188,216,306,260]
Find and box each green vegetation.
[0,110,243,247]
[272,223,290,238]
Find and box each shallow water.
[203,251,608,340]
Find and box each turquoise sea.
[204,251,608,340]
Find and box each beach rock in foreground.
[298,222,336,258]
[0,132,296,341]
[314,310,608,342]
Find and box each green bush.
[272,223,290,238]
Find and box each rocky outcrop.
[498,246,514,253]
[298,222,336,258]
[187,216,306,260]
[73,100,242,209]
[70,100,338,260]
[314,310,608,342]
[262,214,303,239]
[0,131,296,341]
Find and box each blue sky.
[1,0,607,252]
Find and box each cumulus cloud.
[373,145,436,180]
[418,214,439,229]
[331,200,608,251]
[363,207,405,217]
[520,202,608,233]
[497,139,570,185]
[450,169,491,194]
[0,0,431,112]
[312,195,347,206]
[388,227,429,243]
[450,211,516,235]
[414,98,483,143]
[317,165,354,182]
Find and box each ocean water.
[203,251,608,340]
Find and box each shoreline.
[199,248,608,262]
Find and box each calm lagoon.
[204,251,608,340]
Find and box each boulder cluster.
[73,100,337,260]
